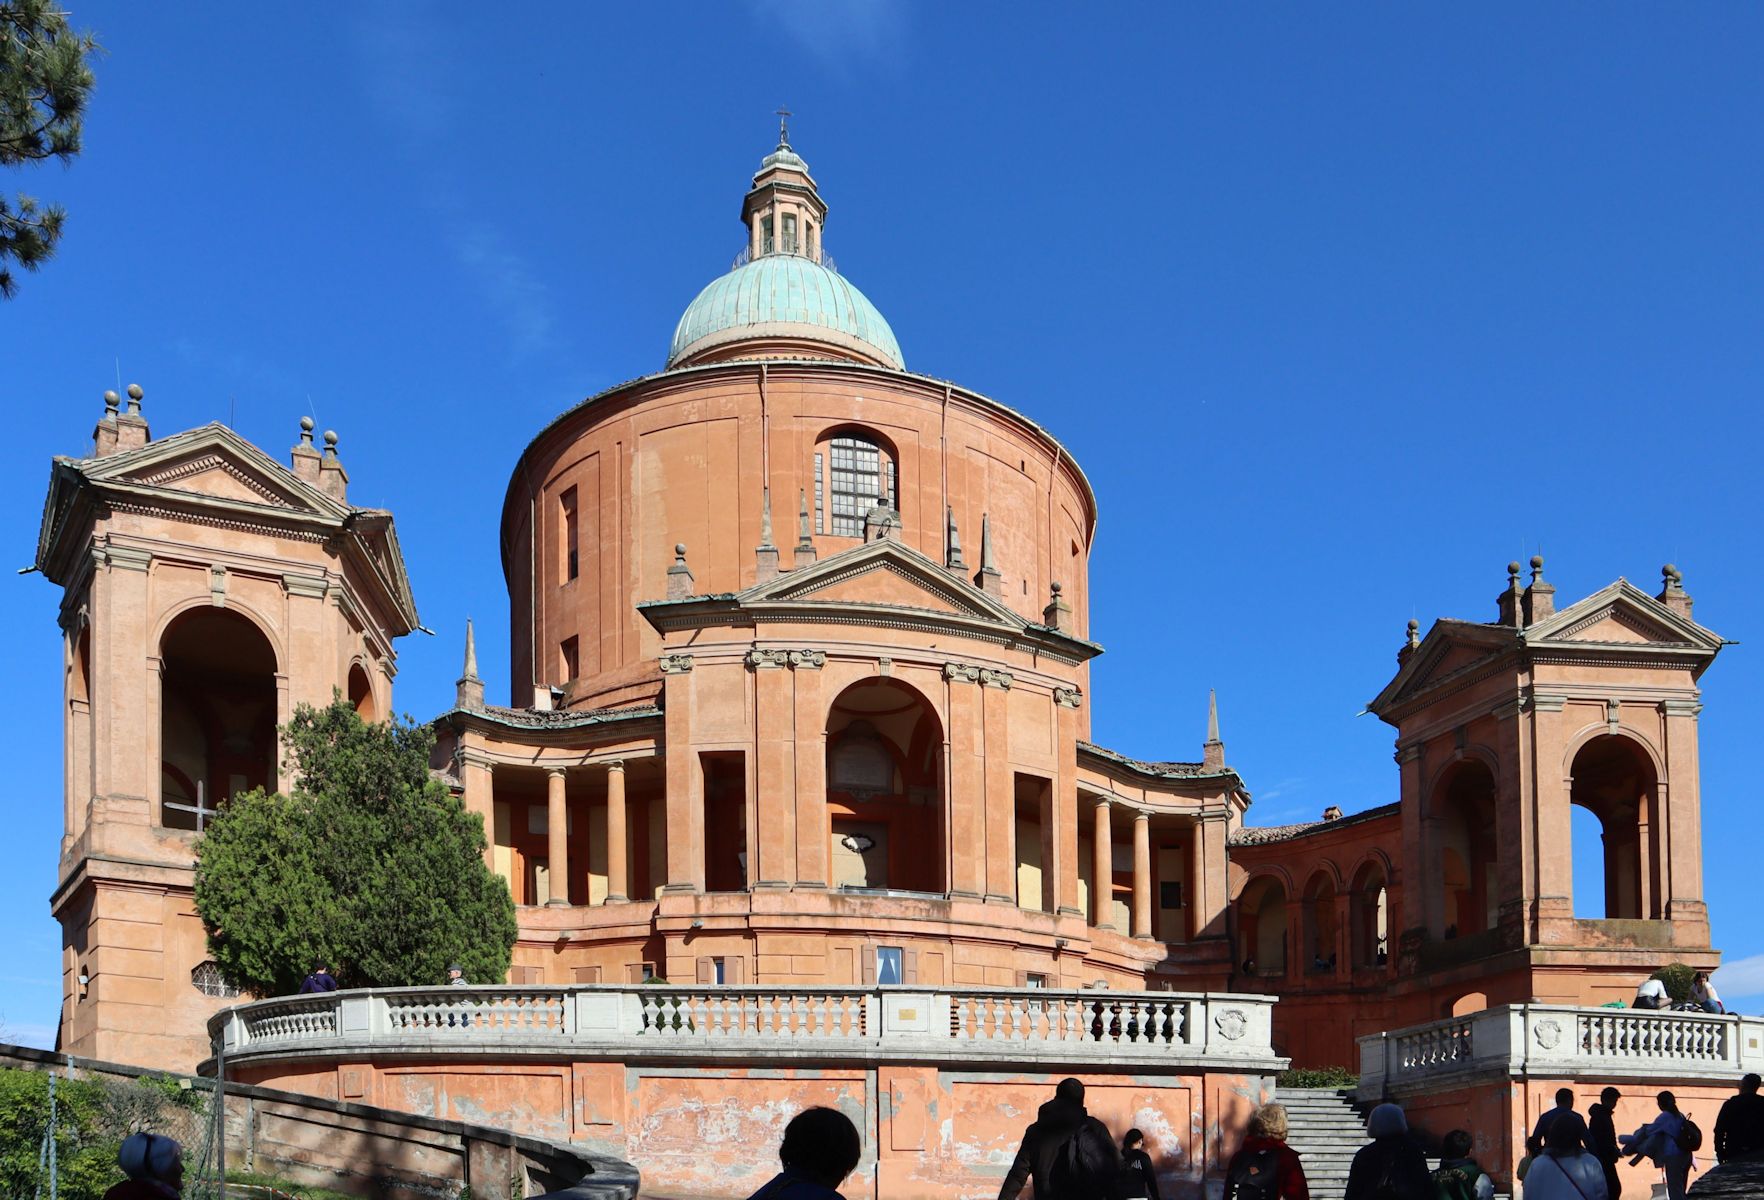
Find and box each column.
[605,761,627,903]
[1188,818,1207,941]
[462,752,496,872]
[1132,811,1152,939]
[547,767,570,906]
[1091,799,1113,929]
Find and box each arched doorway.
[1432,761,1499,938]
[1570,735,1659,919]
[1301,870,1338,973]
[1350,859,1389,968]
[160,609,278,830]
[1238,876,1288,976]
[826,679,944,894]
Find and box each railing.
[210,985,1281,1069]
[1359,1004,1764,1099]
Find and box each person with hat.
[104,1132,183,1200]
[446,963,468,986]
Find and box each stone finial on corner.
[1522,554,1555,625]
[291,416,322,485]
[755,487,780,584]
[975,513,1003,598]
[1496,560,1523,626]
[1658,563,1693,619]
[666,542,695,600]
[1397,618,1421,666]
[92,389,121,457]
[1042,581,1071,632]
[1203,688,1225,770]
[317,429,349,503]
[455,618,485,710]
[114,383,151,452]
[794,489,817,569]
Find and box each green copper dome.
[666,255,904,370]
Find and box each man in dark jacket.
[999,1078,1120,1200]
[1587,1086,1623,1200]
[1716,1073,1764,1163]
[1343,1103,1432,1200]
[297,964,339,994]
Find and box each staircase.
[1275,1088,1372,1199]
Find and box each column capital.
[1133,808,1150,824]
[545,765,567,779]
[1092,795,1112,811]
[943,661,982,684]
[458,748,498,770]
[1659,698,1702,718]
[1054,686,1083,709]
[659,653,694,675]
[979,668,1014,690]
[1531,691,1568,713]
[604,759,626,772]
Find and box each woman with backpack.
[1223,1103,1308,1200]
[1119,1128,1162,1200]
[1344,1103,1431,1200]
[1520,1116,1608,1200]
[1621,1091,1697,1200]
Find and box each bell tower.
[1368,559,1722,1007]
[36,390,418,1069]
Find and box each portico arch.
[1238,874,1289,977]
[1570,733,1661,919]
[159,608,278,830]
[1349,857,1390,968]
[1430,759,1499,938]
[1301,869,1339,972]
[825,678,944,894]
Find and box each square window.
[876,946,903,986]
[1024,973,1048,989]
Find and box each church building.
[36,129,1724,1077]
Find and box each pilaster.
[661,655,704,892]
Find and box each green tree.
[0,1,100,298]
[194,700,516,995]
[0,1069,118,1200]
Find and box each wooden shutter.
[572,965,602,984]
[904,948,919,986]
[861,946,878,985]
[725,956,744,985]
[1014,970,1029,987]
[697,957,715,985]
[625,962,647,985]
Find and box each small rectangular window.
[783,213,797,254]
[560,636,579,681]
[560,487,579,582]
[1160,882,1185,909]
[1024,973,1049,989]
[807,225,816,259]
[875,946,904,986]
[712,957,727,985]
[762,216,774,255]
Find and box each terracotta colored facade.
[36,135,1725,1076]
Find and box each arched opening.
[347,663,377,721]
[1350,860,1390,968]
[1301,871,1339,973]
[826,678,943,894]
[814,427,899,537]
[1570,735,1660,919]
[1446,991,1489,1018]
[1238,876,1288,977]
[1432,760,1499,938]
[160,609,278,831]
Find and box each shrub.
[1651,962,1697,1003]
[1277,1066,1358,1089]
[0,1068,122,1200]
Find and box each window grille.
[762,216,774,255]
[191,960,239,998]
[814,453,825,533]
[827,436,892,537]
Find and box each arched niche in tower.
[159,608,278,831]
[825,677,943,895]
[1431,759,1499,939]
[1569,733,1661,920]
[347,662,377,722]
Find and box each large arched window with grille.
[815,431,897,537]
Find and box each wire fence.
[2,1048,228,1200]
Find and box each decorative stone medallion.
[1533,1017,1563,1050]
[1214,1008,1247,1041]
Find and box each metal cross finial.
[776,107,792,146]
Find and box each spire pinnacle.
[946,507,966,572]
[455,619,485,710]
[794,489,817,568]
[755,487,781,583]
[1203,689,1225,769]
[775,106,792,148]
[975,512,1002,597]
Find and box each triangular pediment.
[1368,619,1514,716]
[84,423,348,520]
[1525,580,1723,650]
[740,537,1026,627]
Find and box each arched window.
[826,681,943,894]
[1350,861,1390,968]
[829,721,895,797]
[816,432,897,536]
[191,960,240,998]
[348,663,377,721]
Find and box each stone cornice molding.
[1659,698,1702,718]
[95,543,152,572]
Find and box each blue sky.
[3,4,1762,1047]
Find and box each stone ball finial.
[102,389,119,413]
[298,415,315,445]
[1507,560,1521,579]
[1530,554,1544,571]
[323,429,338,448]
[300,415,315,432]
[125,383,143,401]
[675,543,687,557]
[1050,581,1062,596]
[1663,562,1681,585]
[1407,618,1420,633]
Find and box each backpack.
[1431,1162,1482,1200]
[1680,1117,1703,1153]
[1048,1123,1118,1199]
[1229,1145,1283,1200]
